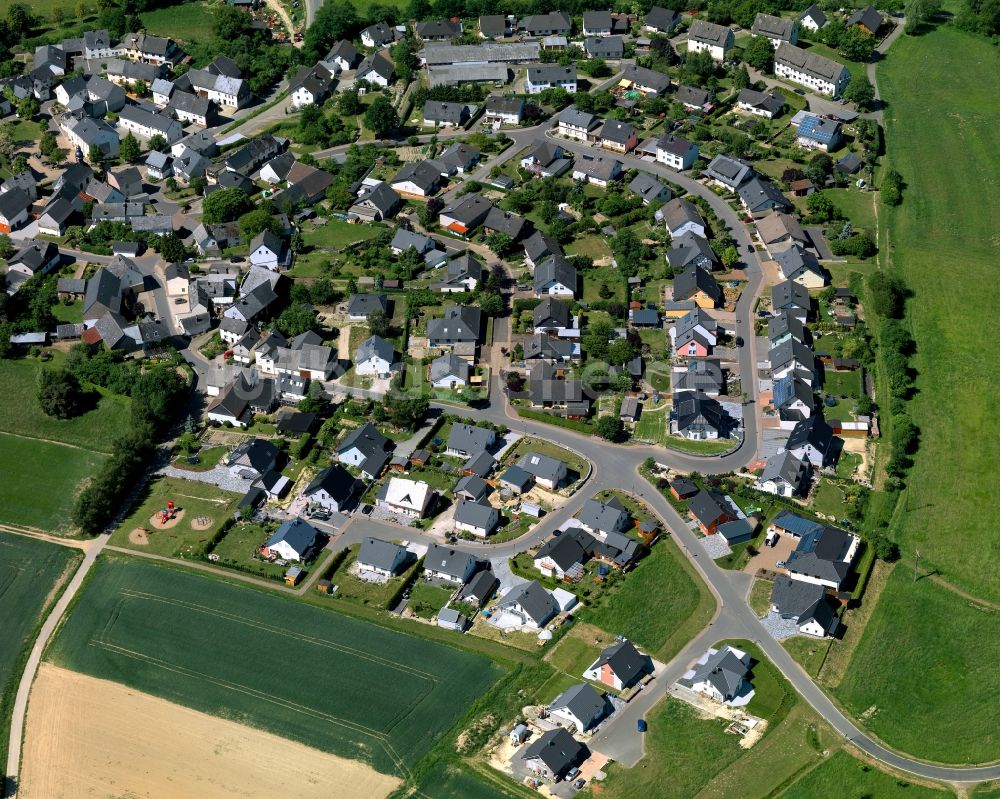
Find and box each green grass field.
[109,476,242,558]
[0,360,130,453]
[0,434,106,532]
[876,19,1000,602]
[833,566,999,764]
[778,750,951,799]
[0,533,81,782]
[47,557,504,776]
[140,1,215,43]
[580,537,715,662]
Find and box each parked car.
[776,560,786,568]
[735,336,744,347]
[637,719,647,732]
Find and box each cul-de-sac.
[0,0,996,796]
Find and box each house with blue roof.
[796,115,842,152]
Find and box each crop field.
[140,1,215,43]
[832,566,999,765]
[47,557,504,777]
[0,434,106,532]
[0,533,81,779]
[876,18,1000,602]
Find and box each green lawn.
[0,434,106,532]
[47,556,504,777]
[633,404,669,445]
[0,533,81,784]
[564,235,612,260]
[778,750,952,799]
[748,578,772,617]
[782,635,832,679]
[109,476,242,558]
[0,360,130,453]
[833,566,1000,764]
[141,1,215,43]
[875,14,1000,603]
[822,369,862,401]
[502,436,588,481]
[408,580,453,619]
[209,522,287,580]
[826,188,877,231]
[304,219,383,250]
[580,536,715,662]
[811,480,850,519]
[52,300,83,324]
[661,435,737,455]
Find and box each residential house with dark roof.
[774,42,850,97]
[337,422,390,479]
[738,176,791,217]
[785,416,836,468]
[674,390,730,440]
[751,13,798,47]
[302,464,361,512]
[673,266,723,308]
[785,523,860,588]
[755,451,810,497]
[584,639,650,690]
[704,154,754,191]
[453,499,499,537]
[498,580,557,628]
[680,645,752,704]
[423,543,479,584]
[427,305,482,349]
[534,255,577,298]
[644,5,681,33]
[772,278,811,321]
[655,133,699,170]
[736,88,786,119]
[600,120,638,153]
[548,683,610,732]
[520,728,588,782]
[687,19,734,61]
[770,577,839,637]
[357,537,410,577]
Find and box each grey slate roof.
[675,390,727,436]
[577,498,629,534]
[549,683,608,729]
[447,422,493,455]
[589,640,648,686]
[338,421,388,460]
[786,415,834,455]
[355,334,394,364]
[304,464,359,504]
[775,42,848,83]
[534,255,577,293]
[428,305,482,344]
[521,728,587,778]
[424,542,478,581]
[459,569,499,605]
[752,12,797,41]
[685,646,749,699]
[347,292,388,318]
[430,352,469,383]
[265,517,319,558]
[453,498,498,530]
[500,580,557,626]
[787,523,854,585]
[517,452,565,484]
[358,536,408,572]
[533,297,571,329]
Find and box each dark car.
[746,244,754,253]
[637,719,648,732]
[735,336,745,347]
[230,256,245,263]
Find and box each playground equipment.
[159,500,176,526]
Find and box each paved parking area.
[700,534,732,559]
[743,531,796,575]
[761,610,799,640]
[157,463,251,493]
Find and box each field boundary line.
[117,589,442,681]
[0,430,112,456]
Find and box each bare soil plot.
[19,664,401,799]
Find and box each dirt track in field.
[19,664,401,799]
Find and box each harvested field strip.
[19,663,402,799]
